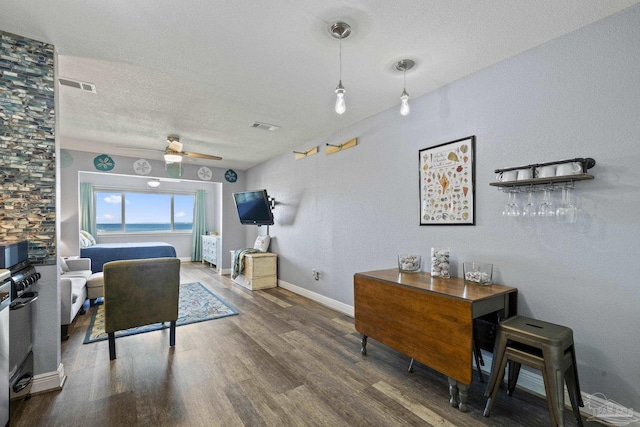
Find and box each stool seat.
[500,316,574,348]
[483,316,584,427]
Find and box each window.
[95,191,195,234]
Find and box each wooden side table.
[354,269,517,411]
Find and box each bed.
[80,242,177,273]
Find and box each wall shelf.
[491,157,595,189]
[490,173,594,188]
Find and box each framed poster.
[419,135,475,225]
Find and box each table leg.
[472,336,485,383]
[361,335,368,355]
[447,378,470,412]
[458,383,470,412]
[448,378,459,408]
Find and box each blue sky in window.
[96,192,122,224]
[96,192,194,224]
[174,195,194,223]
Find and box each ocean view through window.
[96,191,194,233]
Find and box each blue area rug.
[83,282,238,344]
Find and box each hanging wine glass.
[509,191,521,217]
[503,190,513,216]
[538,188,555,218]
[557,186,577,223]
[522,191,537,219]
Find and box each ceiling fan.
[163,136,222,163]
[116,135,222,164]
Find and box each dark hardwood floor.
[11,262,583,426]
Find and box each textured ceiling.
[2,1,638,170]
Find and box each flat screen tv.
[233,189,274,226]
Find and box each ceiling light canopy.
[396,59,415,116]
[330,22,351,115]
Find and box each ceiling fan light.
[164,153,182,163]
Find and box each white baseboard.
[277,279,354,317]
[31,363,66,395]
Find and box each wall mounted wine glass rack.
[490,157,596,189]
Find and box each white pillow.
[60,257,70,272]
[80,230,96,246]
[79,234,91,248]
[254,235,271,252]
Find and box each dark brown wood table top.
[354,268,517,302]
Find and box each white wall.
[246,6,640,409]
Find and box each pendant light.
[396,59,415,116]
[330,22,351,115]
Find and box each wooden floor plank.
[373,380,458,427]
[10,262,583,426]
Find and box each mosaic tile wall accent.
[0,31,56,265]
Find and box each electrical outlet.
[312,269,320,281]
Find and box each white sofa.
[60,258,102,340]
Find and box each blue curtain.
[79,182,96,236]
[191,190,207,261]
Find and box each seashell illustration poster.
[419,136,475,225]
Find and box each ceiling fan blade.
[115,145,163,153]
[183,151,222,161]
[117,140,221,161]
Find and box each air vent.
[250,121,280,131]
[58,78,97,94]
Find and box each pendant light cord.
[339,35,343,82]
[403,67,406,91]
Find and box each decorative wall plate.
[133,158,152,175]
[198,166,212,181]
[225,169,237,183]
[94,154,115,171]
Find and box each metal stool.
[483,316,584,427]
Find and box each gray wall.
[32,265,59,374]
[246,6,640,408]
[59,149,247,269]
